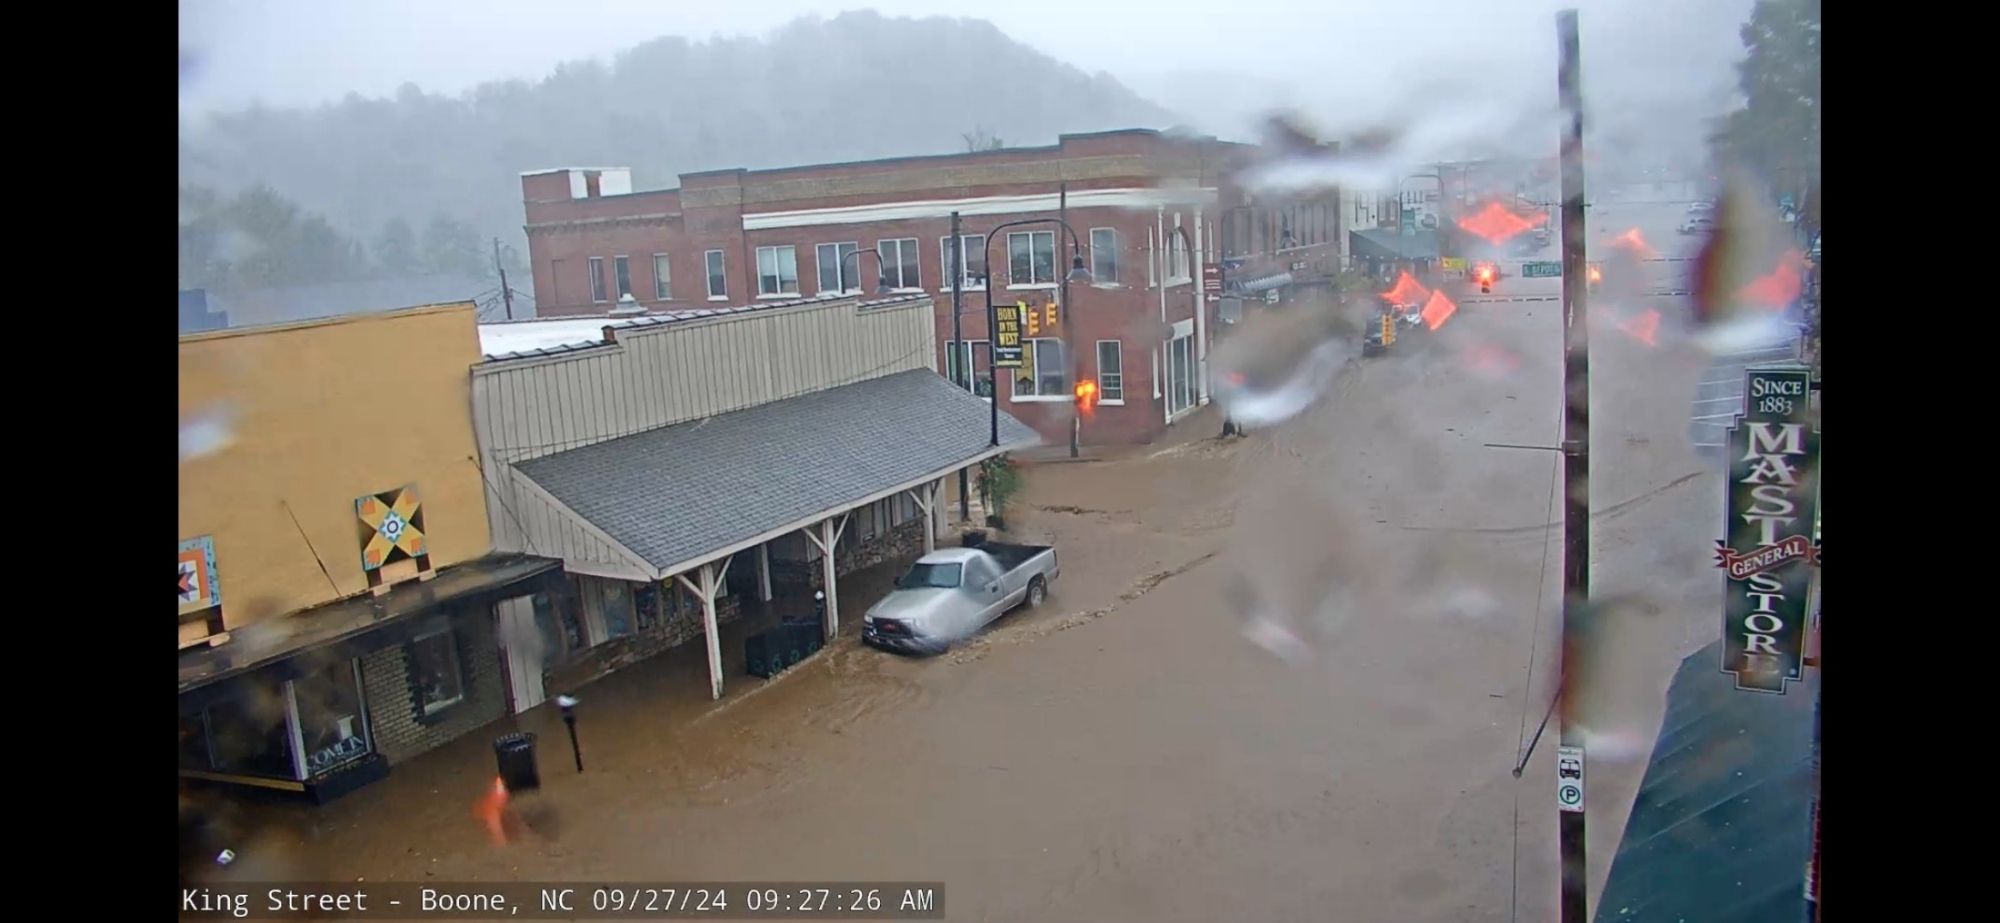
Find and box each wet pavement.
[191,226,1730,920]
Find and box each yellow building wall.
[179,304,491,631]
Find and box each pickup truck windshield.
[896,562,963,589]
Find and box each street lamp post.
[980,218,1092,447]
[839,248,893,298]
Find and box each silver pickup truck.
[862,539,1060,655]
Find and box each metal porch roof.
[513,369,1040,577]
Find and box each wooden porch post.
[757,543,773,602]
[800,513,850,642]
[675,555,734,701]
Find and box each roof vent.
[608,293,646,317]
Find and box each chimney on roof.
[608,293,646,317]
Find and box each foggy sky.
[181,0,1754,161]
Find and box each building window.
[1147,228,1157,285]
[614,255,632,298]
[705,250,727,299]
[600,581,635,639]
[588,257,607,303]
[816,242,858,293]
[652,254,672,300]
[1014,337,1066,397]
[945,339,993,396]
[296,662,370,776]
[531,592,573,664]
[1167,228,1192,283]
[756,245,800,296]
[939,234,987,289]
[409,628,465,716]
[1096,339,1124,403]
[1088,228,1120,285]
[877,238,920,289]
[1008,231,1057,286]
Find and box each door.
[494,596,546,713]
[1167,335,1194,416]
[962,556,1006,630]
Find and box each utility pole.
[493,238,515,320]
[1061,182,1078,458]
[950,210,971,522]
[1554,10,1591,923]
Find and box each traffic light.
[1380,313,1396,347]
[1045,302,1059,330]
[1475,263,1495,294]
[1025,305,1041,336]
[1073,379,1098,411]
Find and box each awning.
[513,369,1041,580]
[1350,228,1441,262]
[1593,639,1816,922]
[1237,272,1294,293]
[177,553,565,707]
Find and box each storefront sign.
[307,733,370,774]
[178,535,222,616]
[994,302,1024,368]
[1718,368,1820,693]
[1441,257,1468,272]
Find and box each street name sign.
[1522,261,1563,278]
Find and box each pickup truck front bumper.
[862,619,948,656]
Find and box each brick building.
[519,130,1338,445]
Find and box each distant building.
[178,275,533,334]
[178,289,229,333]
[518,130,1340,446]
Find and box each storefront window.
[601,581,635,638]
[183,685,296,779]
[635,583,661,632]
[531,592,570,663]
[294,661,370,776]
[409,629,466,715]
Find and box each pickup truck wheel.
[1026,577,1047,609]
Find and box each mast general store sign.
[1717,368,1820,693]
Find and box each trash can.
[745,630,782,679]
[493,732,540,792]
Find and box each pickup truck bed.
[978,541,1052,575]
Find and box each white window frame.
[938,234,987,290]
[945,339,994,399]
[588,256,607,303]
[816,241,859,294]
[409,627,466,716]
[652,253,672,300]
[704,249,727,301]
[1147,227,1158,287]
[1089,227,1121,287]
[1095,339,1125,405]
[877,237,921,291]
[1165,221,1193,286]
[1007,230,1058,289]
[755,244,800,298]
[1011,337,1069,401]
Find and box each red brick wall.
[519,131,1252,444]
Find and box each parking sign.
[1556,746,1584,813]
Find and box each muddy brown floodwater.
[193,265,1726,922]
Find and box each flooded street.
[200,254,1726,922]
